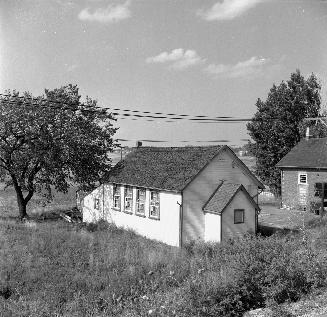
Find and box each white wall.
[82,185,104,223]
[82,184,182,247]
[182,148,259,244]
[221,190,257,241]
[204,212,221,242]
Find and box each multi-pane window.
[234,209,244,224]
[113,184,121,210]
[136,188,146,215]
[298,173,307,184]
[124,186,133,212]
[314,183,327,198]
[94,198,100,210]
[149,191,160,219]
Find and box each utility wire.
[1,93,326,125]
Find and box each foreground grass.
[1,219,327,317]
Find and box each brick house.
[276,136,327,213]
[80,145,264,246]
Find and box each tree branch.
[23,160,42,203]
[24,190,34,204]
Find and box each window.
[234,209,244,224]
[113,184,121,210]
[314,183,327,198]
[298,173,307,184]
[136,188,146,216]
[124,186,133,212]
[149,191,160,219]
[94,198,100,210]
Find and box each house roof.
[276,137,327,169]
[203,182,260,214]
[106,146,224,191]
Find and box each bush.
[85,219,112,232]
[181,234,327,316]
[1,221,327,316]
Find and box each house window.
[94,198,100,210]
[234,209,244,224]
[298,173,307,184]
[314,183,327,198]
[124,186,133,212]
[113,184,121,210]
[149,191,160,219]
[136,188,146,216]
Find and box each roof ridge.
[136,145,222,150]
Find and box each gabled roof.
[203,182,260,214]
[276,137,327,169]
[106,146,223,191]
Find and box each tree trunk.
[15,187,28,220]
[17,194,28,219]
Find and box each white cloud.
[204,56,270,79]
[199,0,265,21]
[78,1,131,23]
[146,49,205,70]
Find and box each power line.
[1,93,326,125]
[0,93,252,124]
[107,106,234,119]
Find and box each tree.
[247,70,327,195]
[0,85,117,219]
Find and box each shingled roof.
[203,183,259,214]
[106,146,224,191]
[276,137,327,169]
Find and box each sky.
[1,0,327,147]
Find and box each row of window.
[113,185,160,219]
[298,173,327,197]
[94,186,160,219]
[94,188,244,223]
[298,173,327,198]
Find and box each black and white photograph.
[1,0,327,316]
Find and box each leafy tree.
[0,85,117,219]
[247,70,327,195]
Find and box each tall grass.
[0,220,327,317]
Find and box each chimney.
[305,127,312,140]
[136,141,142,148]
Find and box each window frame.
[234,209,244,224]
[94,198,100,210]
[149,190,160,220]
[314,182,327,198]
[136,188,146,217]
[298,172,308,185]
[113,184,121,211]
[124,186,133,213]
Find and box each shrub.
[1,221,327,316]
[182,233,327,316]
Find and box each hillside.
[1,216,327,316]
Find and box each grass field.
[1,218,327,316]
